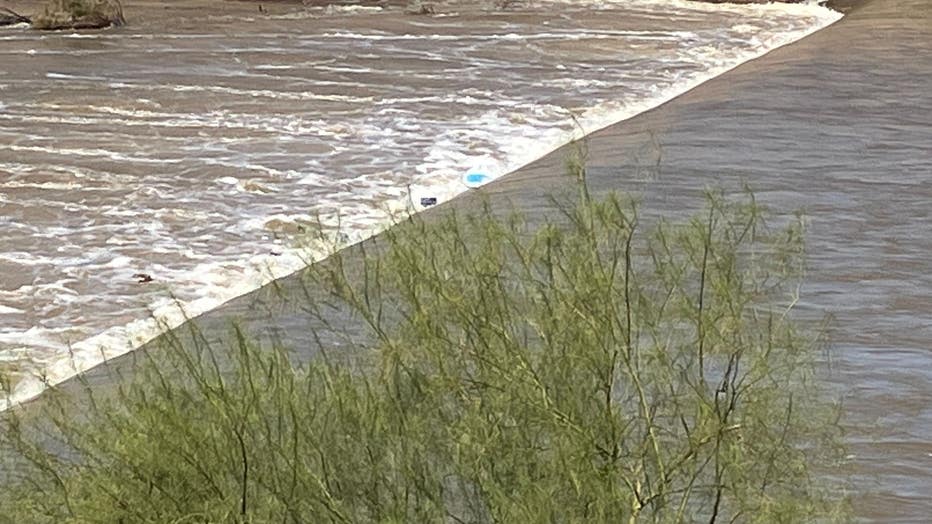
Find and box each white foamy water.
[0,0,841,407]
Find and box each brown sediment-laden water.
[457,0,932,518]
[3,0,931,519]
[0,0,838,401]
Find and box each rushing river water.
[0,1,839,403]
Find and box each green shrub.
[31,0,124,30]
[0,157,846,522]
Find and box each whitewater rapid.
[0,0,841,407]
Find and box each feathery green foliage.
[0,157,846,522]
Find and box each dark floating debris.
[132,273,154,284]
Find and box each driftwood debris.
[0,7,31,26]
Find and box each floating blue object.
[464,172,491,188]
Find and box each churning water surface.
[0,0,840,404]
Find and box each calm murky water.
[0,1,839,402]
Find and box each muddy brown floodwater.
[478,0,932,518]
[3,0,931,520]
[0,0,837,402]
